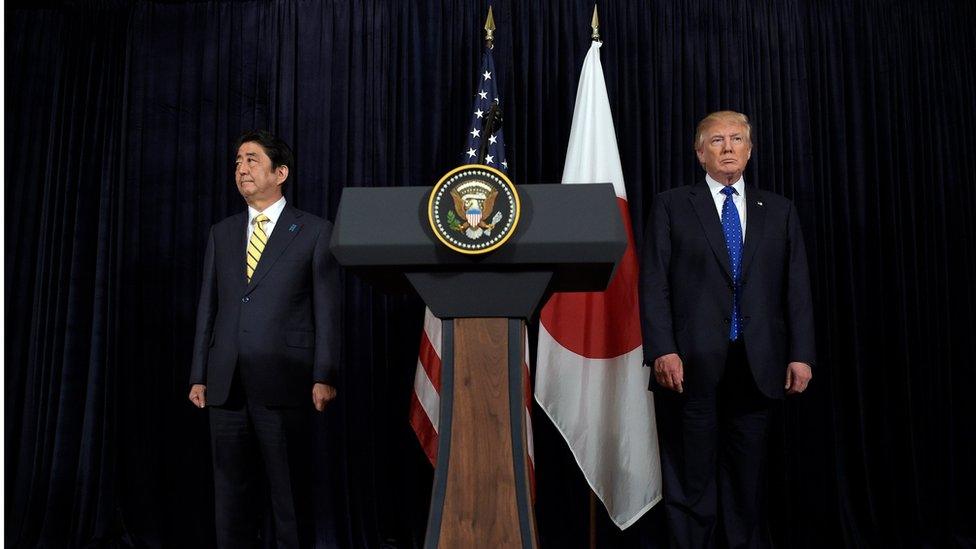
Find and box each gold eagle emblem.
[450,186,499,232]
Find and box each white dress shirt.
[705,174,747,239]
[246,196,287,242]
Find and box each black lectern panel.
[330,184,626,293]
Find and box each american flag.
[462,50,508,170]
[409,45,535,488]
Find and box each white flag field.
[535,40,662,529]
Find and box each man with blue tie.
[640,111,815,548]
[188,130,340,548]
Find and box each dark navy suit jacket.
[639,182,815,398]
[189,204,341,407]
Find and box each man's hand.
[654,353,684,393]
[785,362,812,395]
[189,384,207,408]
[312,383,337,412]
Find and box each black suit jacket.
[639,182,815,398]
[189,204,341,407]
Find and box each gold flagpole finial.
[591,4,601,42]
[485,6,496,49]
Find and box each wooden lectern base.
[425,318,537,549]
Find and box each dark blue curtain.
[6,0,976,547]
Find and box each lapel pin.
[757,201,764,207]
[289,224,298,232]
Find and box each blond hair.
[694,111,752,151]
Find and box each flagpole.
[590,3,600,42]
[589,490,599,548]
[477,6,503,165]
[587,8,601,548]
[485,5,495,49]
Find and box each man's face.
[696,121,752,184]
[235,141,287,204]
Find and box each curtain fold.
[6,5,130,547]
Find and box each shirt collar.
[248,196,287,226]
[705,173,746,198]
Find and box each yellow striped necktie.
[246,213,270,283]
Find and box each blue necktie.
[720,186,743,341]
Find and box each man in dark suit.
[640,111,815,548]
[188,130,340,548]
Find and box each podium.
[331,183,626,548]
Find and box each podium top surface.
[331,183,627,269]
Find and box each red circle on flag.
[540,200,643,359]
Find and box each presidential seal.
[428,164,520,254]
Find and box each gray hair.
[694,111,752,150]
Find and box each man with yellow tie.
[188,130,340,548]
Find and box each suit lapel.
[689,182,733,282]
[216,212,250,298]
[740,187,766,278]
[238,213,250,286]
[244,205,304,295]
